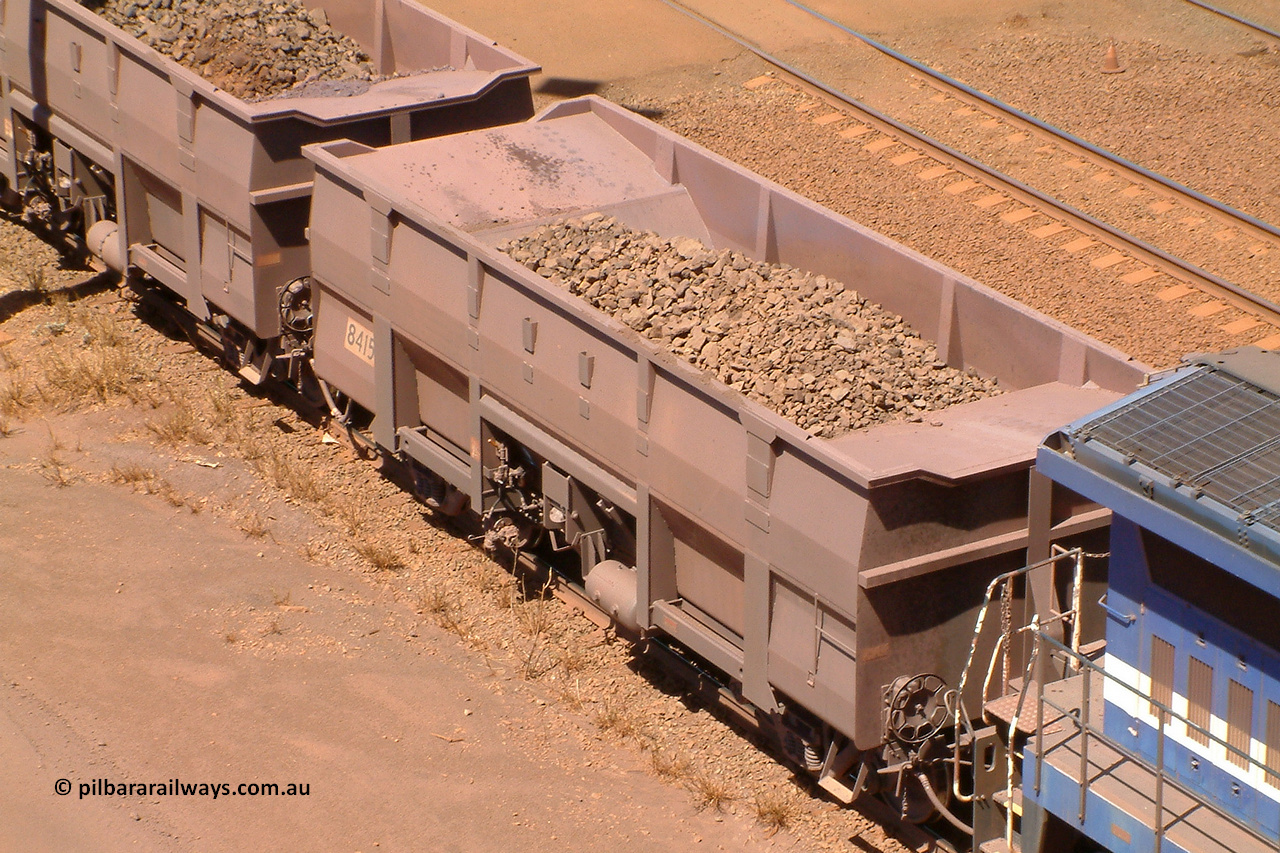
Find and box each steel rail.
[784,0,1280,246]
[661,0,1280,327]
[1181,0,1280,41]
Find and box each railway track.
[663,0,1280,345]
[1181,0,1280,41]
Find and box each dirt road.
[0,417,794,852]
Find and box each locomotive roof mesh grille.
[1080,367,1280,523]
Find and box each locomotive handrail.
[1096,592,1136,626]
[1031,631,1279,849]
[1005,614,1042,851]
[953,547,1085,803]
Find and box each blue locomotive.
[982,346,1280,853]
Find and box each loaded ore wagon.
[0,0,536,379]
[302,95,1147,821]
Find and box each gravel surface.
[885,32,1280,303]
[890,75,1280,305]
[503,215,999,436]
[90,0,380,100]
[896,25,1280,229]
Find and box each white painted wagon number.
[344,317,375,366]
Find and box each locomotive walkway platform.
[1005,671,1276,853]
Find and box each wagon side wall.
[306,151,884,737]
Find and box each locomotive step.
[992,787,1024,817]
[982,682,1048,735]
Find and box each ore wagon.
[301,95,1147,823]
[0,0,536,380]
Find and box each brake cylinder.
[86,219,125,274]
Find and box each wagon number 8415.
[344,317,375,367]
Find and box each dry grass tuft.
[354,539,403,572]
[146,399,211,446]
[556,645,588,676]
[688,772,735,813]
[514,596,553,638]
[227,410,268,461]
[558,677,587,712]
[417,585,478,642]
[23,265,47,301]
[328,497,367,535]
[206,384,240,425]
[476,566,506,594]
[649,748,691,782]
[417,586,452,617]
[34,310,151,410]
[155,480,189,509]
[751,790,802,835]
[43,425,65,451]
[237,508,270,539]
[594,698,644,740]
[110,462,156,486]
[491,576,518,610]
[109,463,197,511]
[255,450,325,504]
[0,368,33,417]
[43,346,136,406]
[37,449,73,487]
[510,590,561,677]
[75,307,127,349]
[517,634,551,679]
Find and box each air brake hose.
[915,771,973,836]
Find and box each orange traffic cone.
[1102,42,1126,74]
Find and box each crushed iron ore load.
[503,215,1001,437]
[91,0,390,101]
